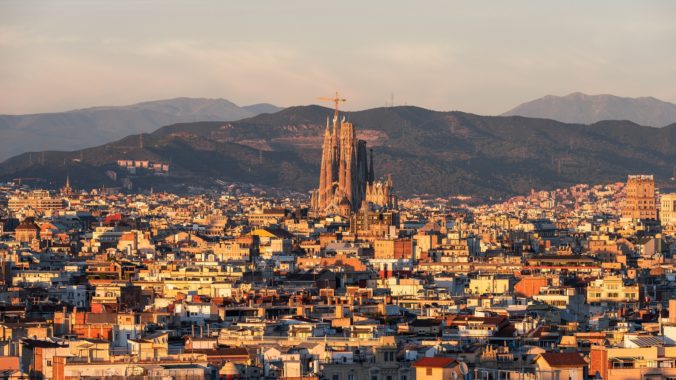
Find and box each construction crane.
[317,91,346,120]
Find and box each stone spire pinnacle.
[311,94,395,215]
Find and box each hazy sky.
[1,1,675,115]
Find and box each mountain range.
[1,105,674,199]
[0,98,282,161]
[502,92,676,127]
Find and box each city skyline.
[1,2,676,380]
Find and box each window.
[46,360,52,367]
[333,375,339,380]
[426,368,433,376]
[401,376,407,380]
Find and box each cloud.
[0,26,85,48]
[1,2,676,114]
[363,42,456,68]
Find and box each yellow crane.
[318,91,346,119]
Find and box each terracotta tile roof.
[538,352,586,367]
[413,357,458,368]
[410,318,442,327]
[16,218,39,230]
[0,356,19,371]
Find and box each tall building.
[8,190,65,212]
[661,193,676,229]
[621,175,657,220]
[311,96,395,215]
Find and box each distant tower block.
[622,174,657,220]
[661,193,676,228]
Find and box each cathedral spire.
[61,175,72,196]
[312,94,395,215]
[324,117,331,139]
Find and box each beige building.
[467,274,512,295]
[534,352,586,380]
[533,286,587,319]
[128,332,169,360]
[622,175,657,220]
[8,190,65,212]
[52,353,212,379]
[320,342,410,380]
[412,357,465,380]
[586,276,639,304]
[661,193,676,230]
[374,238,413,260]
[14,218,40,244]
[591,345,676,380]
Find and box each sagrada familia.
[310,94,396,215]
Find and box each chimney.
[335,305,344,319]
[378,303,386,316]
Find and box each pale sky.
[1,1,675,115]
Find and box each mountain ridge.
[1,105,674,199]
[0,97,283,161]
[502,92,676,127]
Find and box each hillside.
[502,92,676,127]
[0,98,283,161]
[1,105,674,198]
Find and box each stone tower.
[311,99,395,215]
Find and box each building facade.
[311,104,395,215]
[622,175,657,220]
[660,193,676,230]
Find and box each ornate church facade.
[310,99,396,215]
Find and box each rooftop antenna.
[317,91,347,120]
